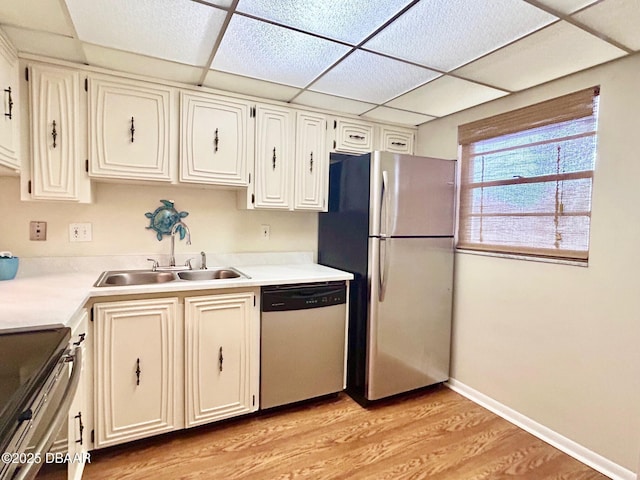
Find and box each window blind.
[457,87,599,261]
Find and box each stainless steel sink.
[177,268,243,281]
[94,270,176,287]
[94,267,247,287]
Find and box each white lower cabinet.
[184,292,259,427]
[93,291,258,449]
[93,298,181,449]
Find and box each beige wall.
[416,53,640,470]
[0,177,318,258]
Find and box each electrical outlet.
[30,221,47,241]
[69,223,92,242]
[260,224,270,240]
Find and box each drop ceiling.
[0,0,637,126]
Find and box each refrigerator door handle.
[380,170,390,237]
[379,237,389,302]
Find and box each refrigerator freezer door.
[370,152,456,237]
[367,236,453,401]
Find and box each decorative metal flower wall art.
[145,200,189,241]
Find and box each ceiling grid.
[0,0,636,126]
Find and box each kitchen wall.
[416,52,640,472]
[0,177,317,258]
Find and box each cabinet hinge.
[253,296,256,307]
[333,140,336,149]
[91,429,94,444]
[85,159,89,173]
[252,395,256,406]
[84,78,88,92]
[27,180,31,194]
[248,173,251,184]
[251,193,255,204]
[250,106,256,118]
[25,67,29,82]
[89,309,94,322]
[333,120,337,129]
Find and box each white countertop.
[0,262,353,330]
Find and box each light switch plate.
[69,223,93,242]
[260,224,270,240]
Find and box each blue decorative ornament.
[144,200,189,241]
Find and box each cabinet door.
[28,64,80,200]
[254,104,293,209]
[180,91,250,186]
[89,75,173,182]
[295,112,327,211]
[94,298,180,448]
[380,126,415,154]
[185,292,258,427]
[68,309,89,480]
[0,32,19,171]
[333,118,374,154]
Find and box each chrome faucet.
[169,221,191,267]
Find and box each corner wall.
[416,54,640,471]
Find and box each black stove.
[0,325,71,456]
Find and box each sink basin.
[94,267,247,287]
[95,270,176,287]
[177,268,243,281]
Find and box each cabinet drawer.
[333,119,374,154]
[380,127,414,154]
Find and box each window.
[457,87,599,262]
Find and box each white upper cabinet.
[0,32,19,172]
[294,111,328,211]
[88,74,175,182]
[180,91,251,186]
[253,104,294,210]
[27,63,84,201]
[332,118,375,154]
[379,126,415,154]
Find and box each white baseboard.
[446,379,635,480]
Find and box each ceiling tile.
[387,76,508,117]
[533,0,599,15]
[454,21,627,91]
[572,0,640,50]
[235,0,413,44]
[211,15,351,87]
[310,50,440,104]
[65,0,226,66]
[1,26,85,63]
[291,91,376,115]
[363,0,557,72]
[362,106,435,126]
[0,0,73,36]
[199,0,234,7]
[83,44,204,84]
[203,70,301,102]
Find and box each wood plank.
[83,386,608,480]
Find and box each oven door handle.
[13,345,83,480]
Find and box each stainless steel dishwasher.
[260,281,347,409]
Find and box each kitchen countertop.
[0,262,353,330]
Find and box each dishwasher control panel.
[261,281,347,312]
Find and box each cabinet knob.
[135,358,141,385]
[214,128,219,153]
[272,147,277,170]
[309,151,313,173]
[218,346,224,372]
[130,116,135,143]
[4,86,13,120]
[51,120,57,148]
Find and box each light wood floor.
[83,386,609,479]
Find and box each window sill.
[455,248,588,267]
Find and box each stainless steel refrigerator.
[318,151,455,404]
